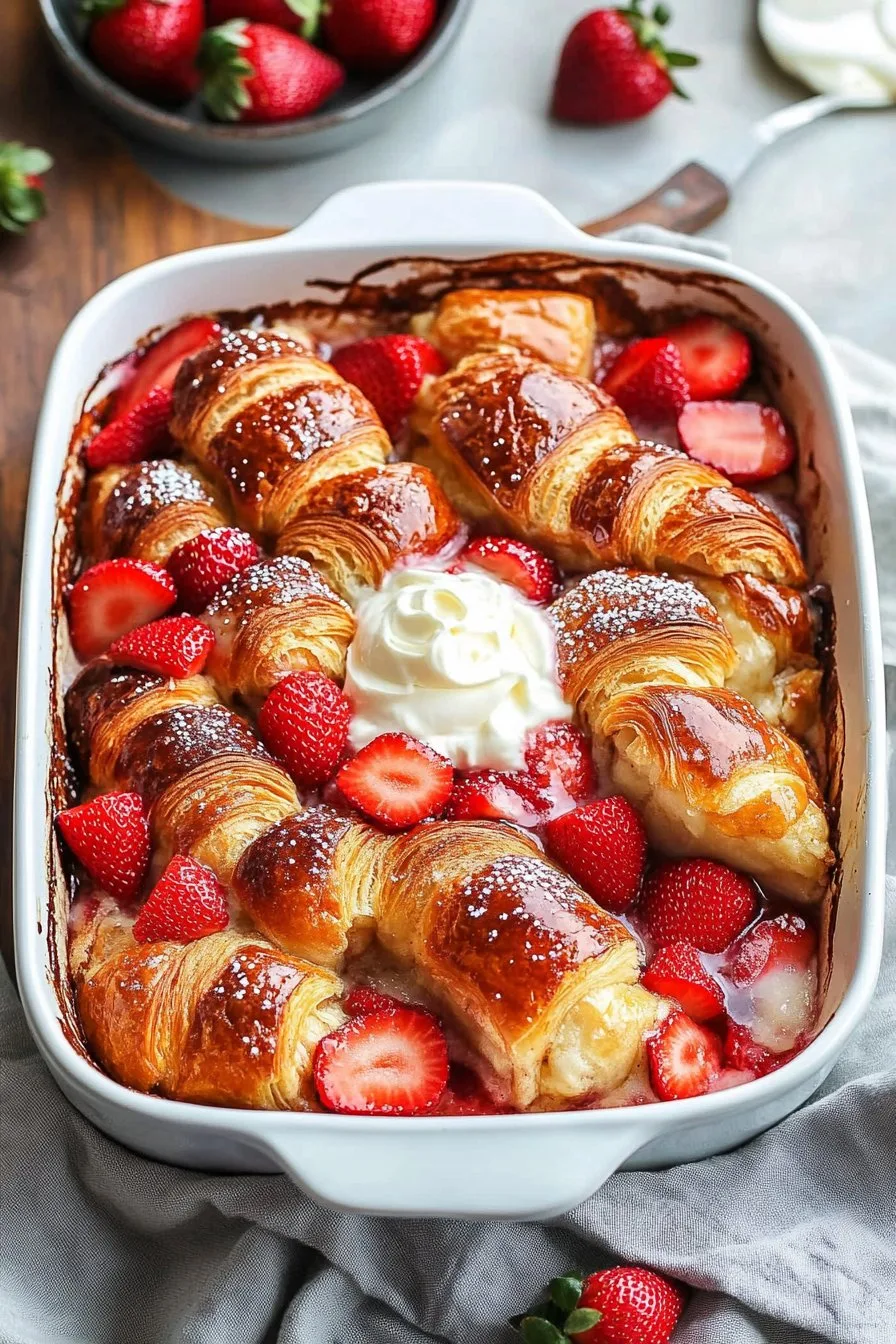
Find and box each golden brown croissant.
[71,898,344,1109]
[276,462,463,601]
[81,459,228,565]
[412,287,597,376]
[411,350,806,584]
[170,327,391,540]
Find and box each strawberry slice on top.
[662,314,752,400]
[314,1006,449,1115]
[336,732,454,830]
[109,614,215,679]
[85,385,174,471]
[67,558,177,661]
[115,316,222,420]
[258,671,351,788]
[167,526,261,613]
[677,400,796,485]
[602,336,690,422]
[330,334,446,439]
[642,942,725,1022]
[56,791,150,904]
[723,913,816,988]
[647,1009,722,1101]
[458,536,558,604]
[444,769,551,829]
[524,720,595,802]
[133,854,230,944]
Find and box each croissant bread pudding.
[56,278,835,1118]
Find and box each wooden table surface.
[0,0,272,973]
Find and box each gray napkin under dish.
[2,237,895,1344]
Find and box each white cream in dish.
[759,0,896,99]
[345,566,571,769]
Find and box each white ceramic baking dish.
[15,181,887,1220]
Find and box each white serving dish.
[15,181,887,1220]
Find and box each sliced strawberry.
[116,317,222,420]
[132,854,229,943]
[602,336,690,421]
[313,1006,449,1115]
[641,942,725,1022]
[576,1266,685,1344]
[344,986,406,1017]
[258,671,351,788]
[85,385,174,470]
[524,720,595,801]
[57,792,149,903]
[544,797,646,914]
[724,913,816,988]
[459,536,558,604]
[663,314,752,400]
[444,769,550,828]
[677,400,796,484]
[167,526,262,614]
[647,1010,722,1101]
[722,1018,775,1076]
[641,858,757,954]
[109,614,214,678]
[336,732,454,830]
[67,558,178,661]
[330,334,446,438]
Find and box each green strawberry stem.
[619,0,700,98]
[284,0,322,41]
[0,142,53,235]
[512,1273,602,1342]
[199,20,255,122]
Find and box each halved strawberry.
[67,558,178,661]
[167,526,262,614]
[330,334,446,438]
[677,400,796,484]
[336,732,454,830]
[116,316,222,420]
[109,614,214,678]
[647,1010,721,1101]
[459,536,558,604]
[642,942,725,1021]
[723,913,816,988]
[602,336,690,421]
[85,385,174,470]
[444,770,550,828]
[57,791,149,903]
[344,986,406,1017]
[132,854,229,943]
[313,1006,449,1115]
[662,314,752,400]
[259,671,350,788]
[641,858,757,954]
[722,1018,774,1075]
[524,720,595,801]
[544,797,646,914]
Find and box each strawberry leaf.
[199,21,255,122]
[564,1308,602,1334]
[0,141,51,234]
[80,0,127,16]
[549,1276,584,1314]
[666,50,700,66]
[519,1319,567,1344]
[284,0,322,40]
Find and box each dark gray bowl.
[38,0,474,164]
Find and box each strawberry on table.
[0,142,52,235]
[661,314,752,400]
[647,1009,721,1101]
[459,536,558,604]
[524,720,595,801]
[81,0,205,105]
[109,614,215,678]
[207,0,321,38]
[520,1264,685,1344]
[642,942,725,1021]
[641,858,757,954]
[544,797,647,913]
[167,526,261,614]
[57,792,150,903]
[551,2,698,125]
[445,770,551,829]
[314,1006,449,1114]
[330,335,446,439]
[84,385,174,470]
[116,317,222,421]
[601,337,690,422]
[200,20,345,123]
[133,854,230,943]
[258,671,351,787]
[336,732,454,830]
[323,0,438,72]
[677,400,796,484]
[67,558,177,661]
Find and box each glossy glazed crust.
[412,351,807,583]
[413,288,597,376]
[81,459,227,565]
[171,327,391,540]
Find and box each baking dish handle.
[281,180,590,251]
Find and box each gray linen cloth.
[2,295,895,1344]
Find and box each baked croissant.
[412,287,597,376]
[411,350,806,584]
[71,898,344,1109]
[81,459,227,565]
[170,327,391,540]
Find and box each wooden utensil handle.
[580,161,730,237]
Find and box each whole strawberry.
[207,0,321,39]
[82,0,205,105]
[0,142,52,235]
[200,20,344,123]
[518,1265,685,1344]
[323,0,437,73]
[551,2,698,125]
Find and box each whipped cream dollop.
[759,0,896,99]
[345,567,571,770]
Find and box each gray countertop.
[132,0,896,355]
